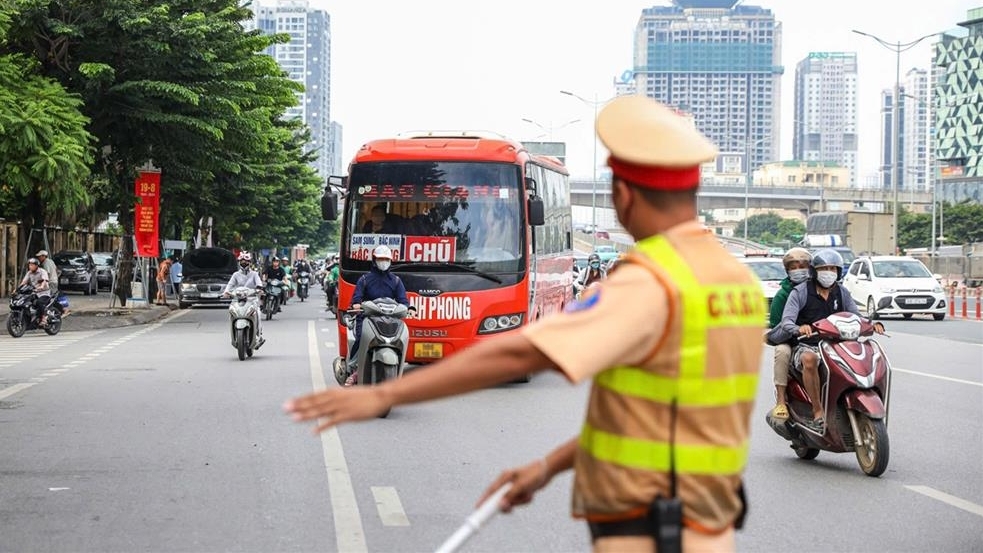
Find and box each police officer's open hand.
[283,386,392,433]
[477,458,552,514]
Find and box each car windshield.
[744,260,786,281]
[872,260,932,278]
[92,254,113,265]
[185,249,235,271]
[344,161,524,273]
[53,253,87,267]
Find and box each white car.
[738,257,786,310]
[842,256,947,321]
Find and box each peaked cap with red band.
[597,95,718,190]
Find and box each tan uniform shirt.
[523,220,762,534]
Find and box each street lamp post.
[520,118,581,141]
[561,90,611,246]
[853,29,939,255]
[743,135,773,251]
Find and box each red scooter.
[766,312,892,476]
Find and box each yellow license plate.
[414,342,443,359]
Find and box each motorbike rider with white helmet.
[344,245,416,386]
[223,252,266,348]
[766,247,812,421]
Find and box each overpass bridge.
[570,179,933,214]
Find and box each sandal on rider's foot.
[344,374,357,387]
[770,404,789,421]
[804,417,825,433]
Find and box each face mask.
[375,260,391,272]
[239,263,249,271]
[590,262,600,269]
[816,270,838,288]
[788,268,810,284]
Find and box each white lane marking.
[48,487,70,492]
[324,342,335,349]
[905,486,983,517]
[371,486,410,527]
[307,322,367,553]
[0,383,36,401]
[0,313,187,401]
[893,367,982,387]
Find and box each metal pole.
[892,42,901,255]
[743,137,750,251]
[591,94,598,247]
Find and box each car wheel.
[933,313,945,321]
[866,297,879,320]
[902,313,912,319]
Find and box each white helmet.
[237,251,252,262]
[372,245,393,261]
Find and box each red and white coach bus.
[321,131,575,366]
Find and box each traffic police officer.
[285,95,766,552]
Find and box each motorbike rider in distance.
[768,248,885,432]
[345,245,416,386]
[223,252,266,348]
[20,257,52,326]
[263,257,288,311]
[767,247,812,421]
[573,253,607,298]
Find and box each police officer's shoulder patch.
[565,290,601,313]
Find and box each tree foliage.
[2,0,337,300]
[0,3,93,237]
[735,212,806,246]
[900,201,983,249]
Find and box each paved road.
[1,289,980,552]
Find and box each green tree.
[898,208,931,250]
[0,4,93,252]
[938,201,983,245]
[735,212,805,246]
[5,0,334,302]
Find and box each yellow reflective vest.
[572,232,766,532]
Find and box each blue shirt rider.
[345,245,416,385]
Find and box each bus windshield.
[344,161,525,273]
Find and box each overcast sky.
[309,0,974,180]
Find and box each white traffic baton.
[433,483,512,553]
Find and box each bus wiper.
[393,262,503,284]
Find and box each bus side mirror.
[527,196,545,226]
[321,190,339,221]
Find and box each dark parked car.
[52,251,98,295]
[91,252,115,290]
[178,247,237,309]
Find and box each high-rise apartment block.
[633,1,783,176]
[250,0,337,179]
[901,68,932,192]
[934,7,983,203]
[793,52,859,187]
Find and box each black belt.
[588,517,653,541]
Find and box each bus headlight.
[478,313,524,334]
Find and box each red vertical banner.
[134,171,161,258]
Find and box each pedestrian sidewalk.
[0,292,176,331]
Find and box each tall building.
[633,1,783,177]
[901,68,932,192]
[878,88,906,191]
[793,52,859,187]
[251,0,335,179]
[934,7,983,203]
